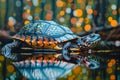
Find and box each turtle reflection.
[12,54,100,80]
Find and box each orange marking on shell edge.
[44,38,49,47]
[50,57,56,64]
[37,57,43,62]
[32,39,36,45]
[49,38,56,47]
[43,57,48,65]
[37,38,43,47]
[21,36,25,41]
[32,36,37,46]
[25,36,31,44]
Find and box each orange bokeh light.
[87,9,93,14]
[60,11,65,16]
[85,18,90,24]
[73,66,81,74]
[84,24,91,32]
[70,27,76,32]
[56,0,64,7]
[23,12,29,19]
[108,17,113,22]
[108,62,113,67]
[79,17,84,22]
[7,65,14,73]
[110,59,116,65]
[74,9,83,17]
[68,76,74,80]
[110,20,118,27]
[45,13,53,20]
[110,75,116,80]
[71,17,77,24]
[107,67,113,74]
[93,10,98,15]
[112,10,117,15]
[8,21,14,26]
[77,0,83,3]
[27,9,31,14]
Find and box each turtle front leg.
[1,41,19,61]
[62,42,71,61]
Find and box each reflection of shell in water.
[13,59,76,80]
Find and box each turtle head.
[76,33,101,49]
[77,57,100,69]
[82,57,100,69]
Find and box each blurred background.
[0,0,120,80]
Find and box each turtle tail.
[0,30,13,45]
[1,41,19,61]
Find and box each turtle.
[1,20,101,61]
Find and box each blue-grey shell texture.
[18,20,78,42]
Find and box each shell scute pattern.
[35,22,50,35]
[45,25,66,38]
[19,23,33,34]
[12,20,78,48]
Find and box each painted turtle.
[1,20,100,61]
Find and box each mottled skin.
[1,20,100,69]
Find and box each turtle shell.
[12,20,78,48]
